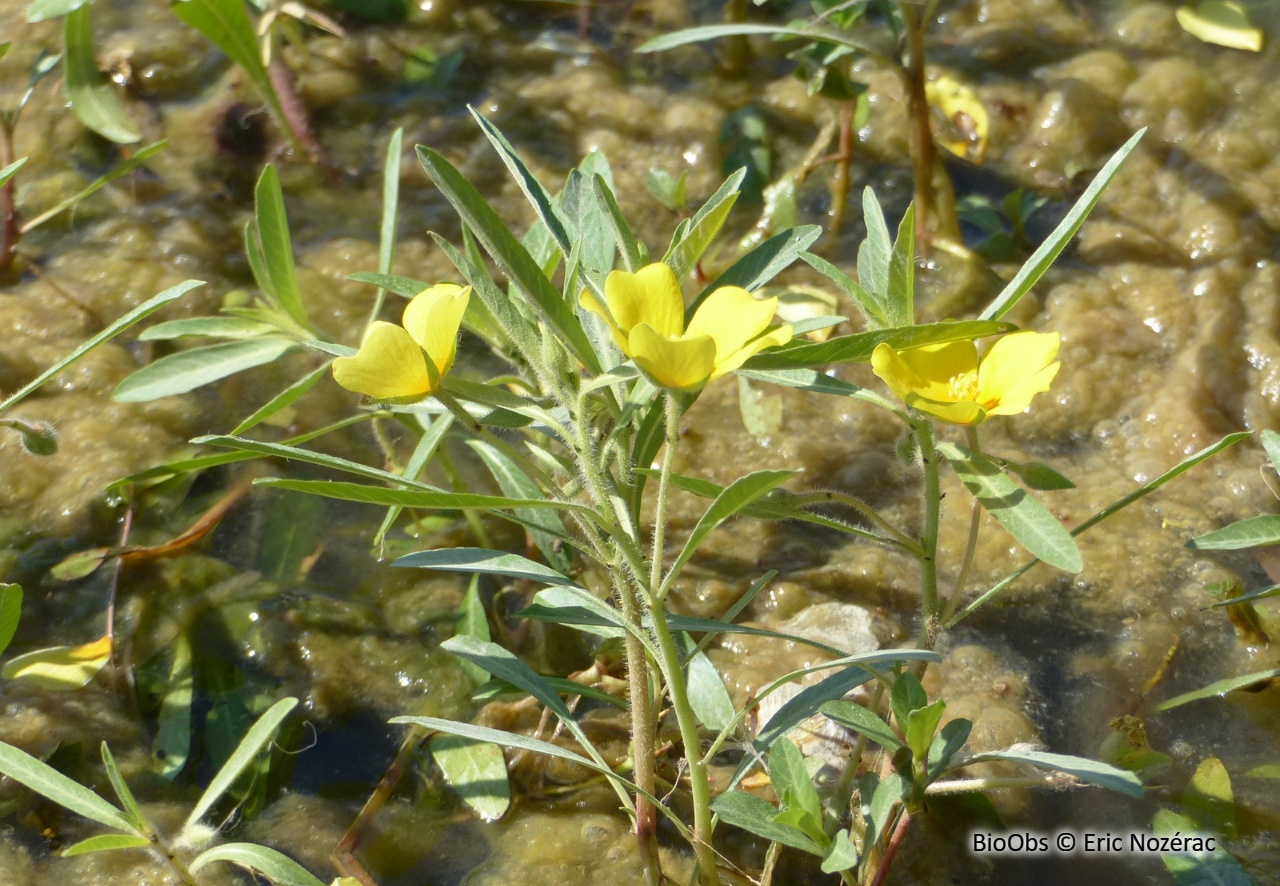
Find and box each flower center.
[947,371,979,402]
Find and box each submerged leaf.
[1177,1,1264,51]
[429,734,510,822]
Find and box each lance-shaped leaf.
[0,742,136,834]
[1189,515,1280,551]
[189,843,326,886]
[0,584,20,658]
[594,173,644,272]
[468,440,571,572]
[416,147,600,373]
[687,225,823,314]
[821,700,902,752]
[113,338,297,402]
[743,320,1014,371]
[394,547,580,588]
[183,697,297,833]
[961,749,1143,797]
[21,142,166,232]
[665,169,745,288]
[937,442,1082,573]
[1154,668,1280,712]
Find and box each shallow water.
[1,0,1279,884]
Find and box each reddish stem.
[869,810,912,886]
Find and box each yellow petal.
[710,324,793,380]
[926,74,990,162]
[904,395,985,425]
[333,322,433,400]
[403,284,470,378]
[984,361,1060,416]
[686,287,778,365]
[977,332,1060,405]
[606,264,685,341]
[871,340,980,405]
[628,324,716,390]
[2,635,111,690]
[579,288,629,352]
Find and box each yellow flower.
[333,284,470,401]
[870,331,1060,424]
[579,263,792,390]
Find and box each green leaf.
[189,843,326,886]
[140,317,280,341]
[938,441,1082,573]
[372,126,403,324]
[744,320,1015,371]
[0,584,20,658]
[1205,583,1280,609]
[594,173,644,272]
[171,0,291,150]
[890,672,929,727]
[1189,515,1280,550]
[1,280,203,413]
[926,718,971,783]
[470,108,574,263]
[61,834,153,857]
[152,633,193,779]
[770,738,823,836]
[21,141,167,233]
[709,790,824,855]
[229,361,331,436]
[963,749,1143,798]
[416,147,599,373]
[456,576,490,685]
[348,272,429,299]
[686,650,734,732]
[99,743,147,833]
[373,413,453,548]
[183,697,297,833]
[636,22,885,58]
[999,459,1076,491]
[866,772,906,848]
[391,716,649,806]
[27,0,90,21]
[980,130,1144,320]
[0,157,27,189]
[904,699,946,763]
[516,586,631,642]
[663,168,744,285]
[662,470,794,596]
[0,741,136,833]
[820,700,902,752]
[1154,668,1280,711]
[113,337,296,402]
[858,188,892,303]
[1261,429,1280,473]
[886,203,915,326]
[195,435,442,491]
[258,492,326,581]
[801,251,887,330]
[472,675,627,710]
[687,225,823,315]
[2,636,111,689]
[1154,810,1255,886]
[63,5,139,143]
[645,167,687,212]
[393,547,580,588]
[429,734,510,822]
[252,166,308,329]
[440,636,601,765]
[467,440,571,573]
[821,829,859,874]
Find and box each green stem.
[913,418,942,648]
[649,395,720,885]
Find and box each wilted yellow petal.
[977,331,1060,406]
[926,74,990,162]
[687,287,778,363]
[403,284,470,378]
[2,635,111,690]
[606,264,685,342]
[333,322,433,400]
[629,324,716,390]
[1177,1,1263,51]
